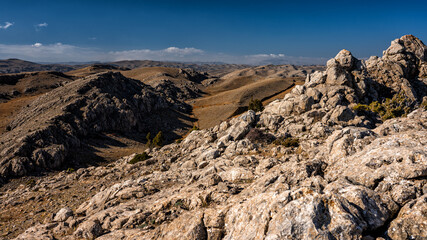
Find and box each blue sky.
[0,0,426,64]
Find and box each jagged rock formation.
[2,35,427,239]
[0,72,191,182]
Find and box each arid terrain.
[0,35,426,240]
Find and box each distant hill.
[0,58,250,76]
[0,59,84,74]
[108,60,250,76]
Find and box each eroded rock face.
[0,72,189,181]
[6,35,427,239]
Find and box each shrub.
[66,168,75,173]
[129,152,151,164]
[352,92,413,121]
[352,103,370,112]
[373,93,411,120]
[152,131,164,147]
[145,132,151,147]
[273,137,300,147]
[248,98,264,112]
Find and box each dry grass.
[121,67,186,83]
[192,77,303,129]
[0,94,41,134]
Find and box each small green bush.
[145,132,151,147]
[352,92,413,121]
[152,131,164,147]
[129,152,151,164]
[352,103,370,112]
[66,168,75,173]
[248,98,264,112]
[273,137,300,147]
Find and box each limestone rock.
[53,207,73,222]
[388,194,427,240]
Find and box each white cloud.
[0,42,327,65]
[242,53,327,65]
[35,22,48,31]
[109,47,205,61]
[0,22,13,29]
[36,23,48,27]
[0,42,103,62]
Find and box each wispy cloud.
[0,42,102,62]
[109,47,205,61]
[0,22,13,30]
[0,42,327,65]
[242,54,328,65]
[35,22,48,31]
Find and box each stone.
[388,194,427,240]
[73,219,103,239]
[53,207,73,222]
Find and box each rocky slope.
[1,35,426,239]
[0,72,192,183]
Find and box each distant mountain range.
[0,58,251,76]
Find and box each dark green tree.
[152,131,164,147]
[146,132,152,147]
[248,98,264,112]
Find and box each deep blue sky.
[0,0,426,64]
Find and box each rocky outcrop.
[0,72,190,182]
[4,35,427,239]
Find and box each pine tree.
[152,131,164,147]
[146,132,152,147]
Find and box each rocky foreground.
[2,35,427,239]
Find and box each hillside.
[0,59,81,74]
[0,58,249,77]
[0,71,75,134]
[121,67,209,101]
[109,60,249,77]
[192,64,324,128]
[0,72,194,182]
[66,64,130,77]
